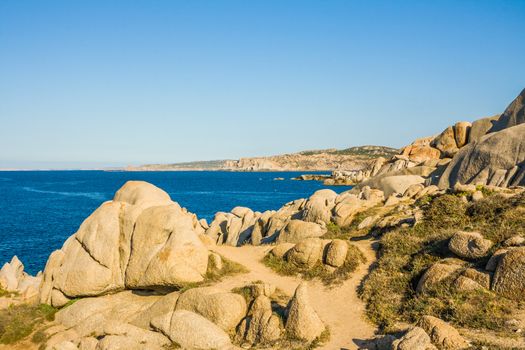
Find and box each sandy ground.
[213,239,379,350]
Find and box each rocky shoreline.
[1,88,525,350]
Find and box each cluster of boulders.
[204,186,385,246]
[39,181,213,308]
[0,255,41,308]
[42,281,325,350]
[270,237,357,271]
[416,228,525,302]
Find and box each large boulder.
[276,220,326,244]
[448,231,493,260]
[431,126,459,158]
[285,283,325,342]
[125,204,209,288]
[439,122,525,189]
[417,315,469,349]
[453,122,472,148]
[492,247,525,300]
[175,286,247,331]
[39,181,208,305]
[151,310,232,349]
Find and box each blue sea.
[0,171,350,274]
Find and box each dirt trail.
[212,239,378,350]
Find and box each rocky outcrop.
[417,261,464,294]
[0,256,41,308]
[285,282,325,342]
[438,89,525,188]
[438,123,525,188]
[39,181,209,306]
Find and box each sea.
[0,171,351,275]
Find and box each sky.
[0,0,524,169]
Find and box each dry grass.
[360,193,525,333]
[0,304,57,344]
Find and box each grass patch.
[360,193,525,333]
[178,253,249,293]
[263,244,365,286]
[0,304,58,344]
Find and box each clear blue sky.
[1,0,524,168]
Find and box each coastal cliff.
[124,146,398,172]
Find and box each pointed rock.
[285,282,325,342]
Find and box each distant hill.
[123,145,399,171]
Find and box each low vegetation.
[360,193,525,333]
[263,244,365,286]
[0,303,57,344]
[179,253,249,292]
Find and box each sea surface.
[0,171,351,274]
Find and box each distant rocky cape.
[122,146,399,172]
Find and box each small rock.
[391,326,437,350]
[417,315,469,349]
[448,231,493,259]
[286,238,324,268]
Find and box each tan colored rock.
[209,252,223,271]
[251,283,276,298]
[276,220,326,243]
[130,292,180,330]
[285,283,324,342]
[301,189,337,223]
[503,235,525,247]
[471,191,484,202]
[152,310,231,349]
[417,315,469,349]
[492,247,525,300]
[432,126,459,158]
[96,321,170,350]
[462,268,491,289]
[405,145,442,162]
[125,204,209,288]
[439,123,525,188]
[324,239,349,267]
[270,243,295,259]
[391,326,437,350]
[469,115,500,143]
[175,286,247,331]
[376,175,426,198]
[286,238,324,268]
[244,295,281,344]
[453,122,472,148]
[404,184,425,198]
[448,231,493,259]
[454,276,484,292]
[417,262,463,294]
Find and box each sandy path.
[212,239,378,350]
